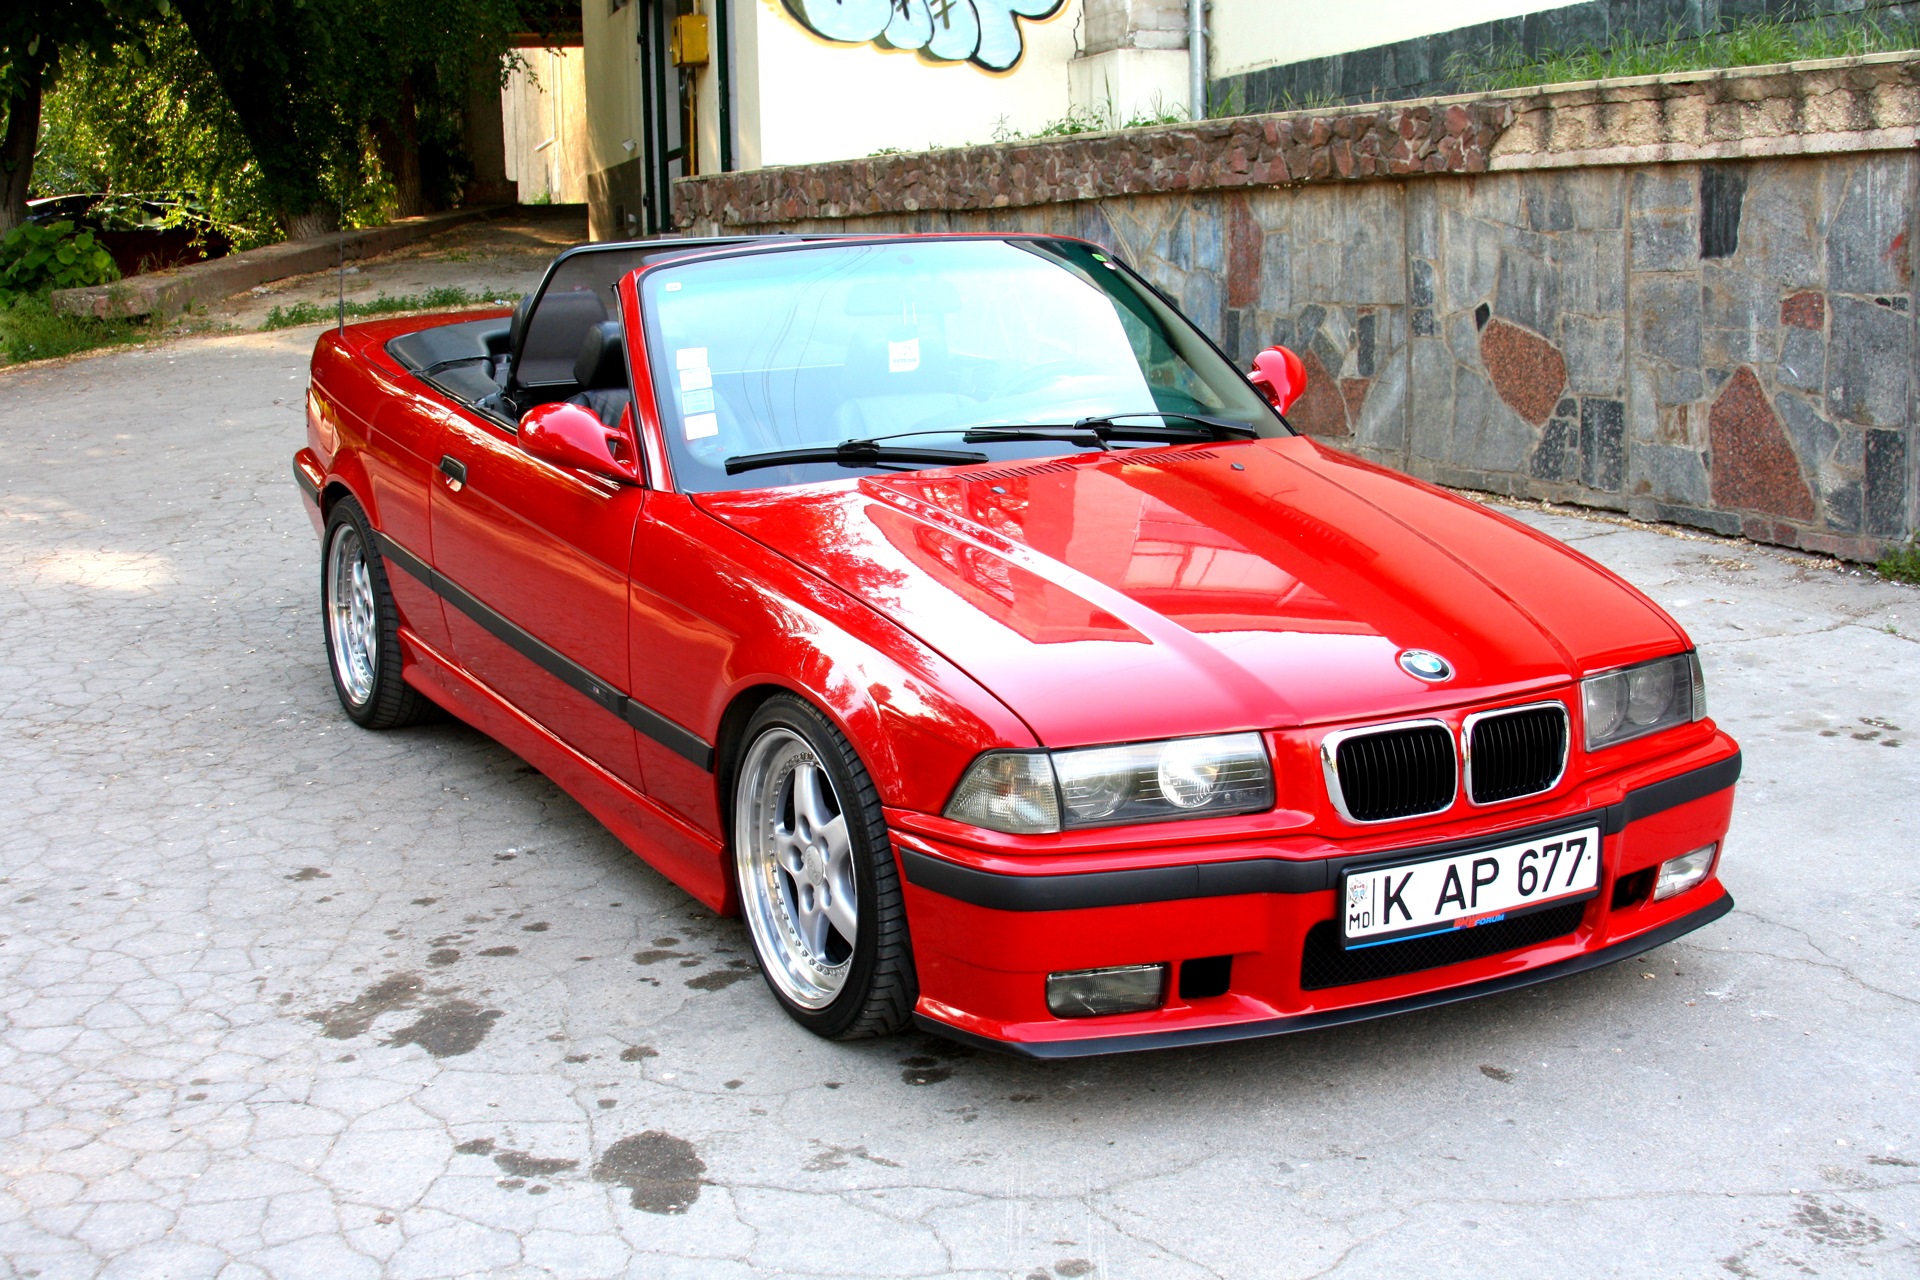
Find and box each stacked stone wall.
[675,57,1920,560]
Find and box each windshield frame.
[624,233,1292,496]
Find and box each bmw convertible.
[293,233,1740,1057]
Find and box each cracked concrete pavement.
[0,321,1915,1279]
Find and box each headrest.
[574,320,627,390]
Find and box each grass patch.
[1448,16,1920,91]
[992,100,1189,143]
[0,292,152,365]
[262,285,520,331]
[1879,535,1920,585]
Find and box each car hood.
[695,437,1684,747]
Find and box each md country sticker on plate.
[1340,825,1601,948]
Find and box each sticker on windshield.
[675,347,708,369]
[680,388,714,414]
[684,412,719,441]
[888,338,920,373]
[679,366,712,392]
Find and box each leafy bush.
[0,221,122,297]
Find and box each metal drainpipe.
[1188,0,1206,121]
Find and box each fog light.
[1654,843,1718,901]
[1045,964,1167,1018]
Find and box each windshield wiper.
[961,428,1109,450]
[961,410,1258,446]
[1078,411,1259,438]
[724,438,988,476]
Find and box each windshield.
[638,238,1286,493]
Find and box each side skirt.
[397,627,732,912]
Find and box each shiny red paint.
[1249,344,1306,412]
[297,240,1738,1056]
[520,400,643,484]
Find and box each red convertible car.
[294,234,1739,1057]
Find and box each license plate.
[1339,825,1601,948]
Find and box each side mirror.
[519,402,641,485]
[1249,344,1307,414]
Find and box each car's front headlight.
[944,733,1275,834]
[1581,651,1706,751]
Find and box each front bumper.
[897,745,1740,1058]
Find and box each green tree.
[35,20,360,248]
[168,0,366,236]
[1,0,169,233]
[169,0,573,232]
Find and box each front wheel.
[322,498,432,729]
[731,696,916,1039]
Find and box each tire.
[321,497,433,730]
[731,695,917,1039]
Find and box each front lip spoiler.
[915,889,1734,1059]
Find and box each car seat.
[566,321,632,428]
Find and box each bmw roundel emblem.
[1398,649,1453,682]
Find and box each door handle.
[437,455,467,491]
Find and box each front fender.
[630,498,1036,842]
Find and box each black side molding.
[902,751,1741,913]
[902,847,1325,913]
[1604,750,1741,832]
[917,891,1735,1059]
[370,529,714,771]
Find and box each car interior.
[383,237,777,430]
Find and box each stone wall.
[675,56,1920,560]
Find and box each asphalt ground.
[0,314,1916,1279]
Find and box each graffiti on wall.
[781,0,1066,71]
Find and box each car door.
[429,405,648,792]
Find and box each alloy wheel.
[326,523,378,707]
[735,727,859,1009]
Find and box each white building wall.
[582,1,644,178]
[741,0,1085,167]
[1208,0,1574,80]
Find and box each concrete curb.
[51,205,518,320]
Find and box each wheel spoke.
[792,763,835,835]
[823,880,858,945]
[795,888,831,957]
[818,813,850,865]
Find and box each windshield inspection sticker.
[680,388,715,414]
[684,412,719,441]
[679,366,712,392]
[675,347,708,369]
[888,338,921,373]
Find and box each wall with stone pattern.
[675,56,1920,560]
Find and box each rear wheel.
[732,696,916,1039]
[322,498,432,729]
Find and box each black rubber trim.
[370,529,714,770]
[915,891,1734,1059]
[1605,750,1741,831]
[292,458,321,503]
[901,752,1741,913]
